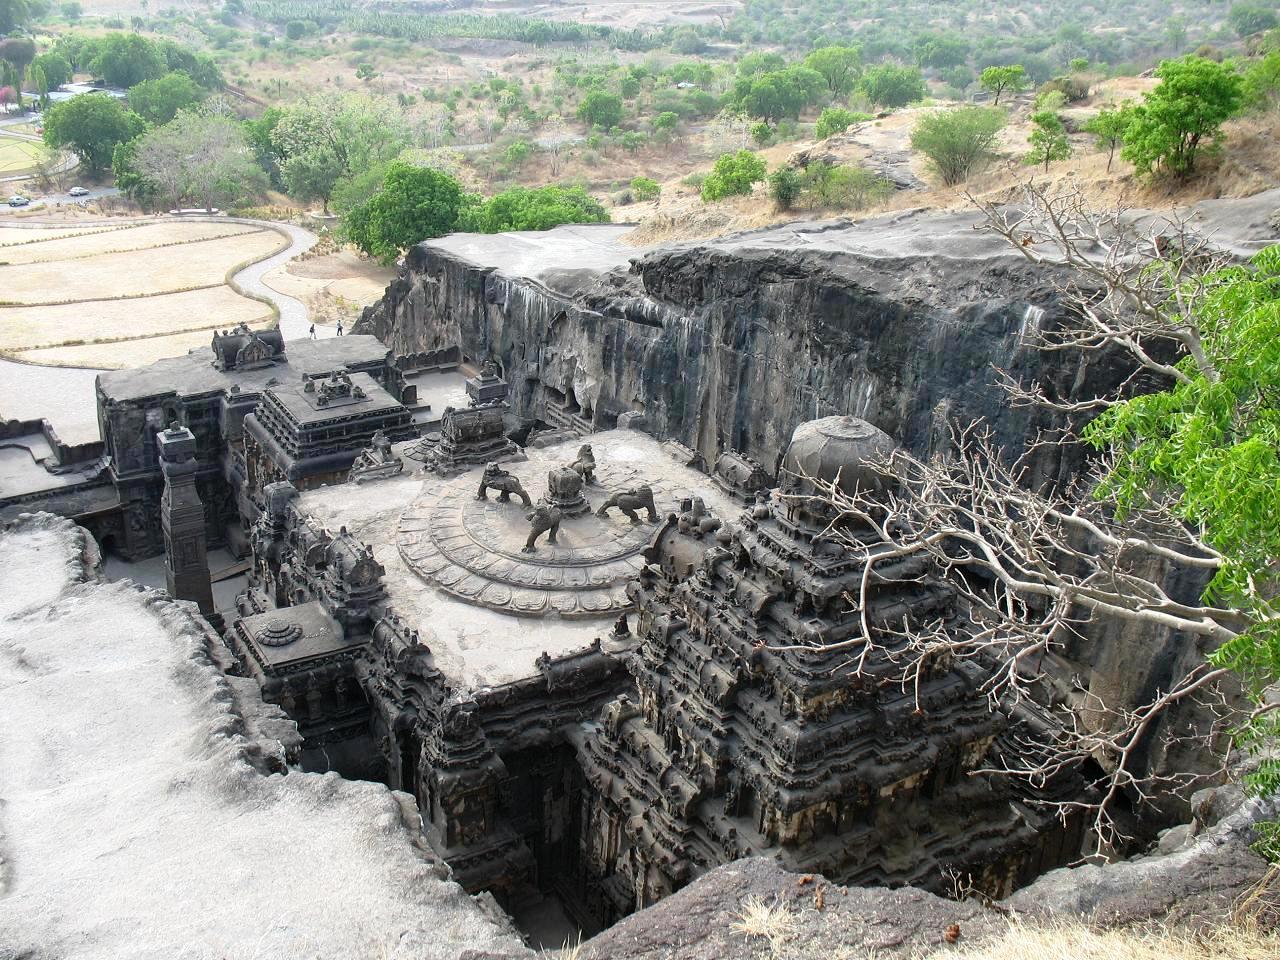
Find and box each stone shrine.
[407,361,521,475]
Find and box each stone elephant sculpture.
[596,484,659,524]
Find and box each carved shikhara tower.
[157,423,216,619]
[569,418,1086,923]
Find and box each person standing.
[336,321,344,337]
[309,323,316,339]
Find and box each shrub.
[700,150,767,201]
[800,163,893,210]
[815,107,872,140]
[630,176,660,202]
[767,166,801,210]
[858,64,926,109]
[909,106,1006,186]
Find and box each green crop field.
[0,137,45,174]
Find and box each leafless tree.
[776,180,1271,854]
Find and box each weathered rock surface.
[576,857,1007,960]
[580,792,1275,960]
[358,191,1280,486]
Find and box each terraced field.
[0,218,288,369]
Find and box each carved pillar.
[156,423,217,622]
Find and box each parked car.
[68,186,89,197]
[8,195,30,207]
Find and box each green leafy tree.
[271,93,409,213]
[132,111,267,211]
[700,149,767,201]
[1083,244,1280,799]
[630,175,660,201]
[29,63,45,109]
[732,66,826,123]
[59,0,80,20]
[42,92,145,174]
[1084,102,1132,171]
[344,162,465,261]
[112,136,162,208]
[285,19,307,40]
[1025,109,1071,171]
[504,138,532,167]
[913,33,969,70]
[767,165,801,210]
[652,110,679,141]
[0,0,28,31]
[90,33,167,88]
[979,64,1028,105]
[750,120,773,146]
[1244,49,1280,110]
[803,45,862,96]
[576,90,623,129]
[1229,4,1278,38]
[909,106,1005,186]
[1122,56,1245,178]
[858,63,927,109]
[31,52,71,90]
[128,72,204,125]
[243,106,283,186]
[355,62,377,83]
[815,106,870,139]
[458,185,608,233]
[736,51,787,78]
[1165,16,1188,53]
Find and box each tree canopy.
[979,64,1028,105]
[730,65,826,123]
[858,63,926,108]
[576,90,624,129]
[344,162,466,261]
[128,72,204,125]
[1025,109,1071,170]
[42,93,145,174]
[129,111,266,211]
[270,93,409,212]
[458,184,609,233]
[1121,55,1245,178]
[803,45,862,95]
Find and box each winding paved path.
[0,216,322,447]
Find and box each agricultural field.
[0,219,285,368]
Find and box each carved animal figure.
[476,464,531,506]
[596,484,658,524]
[570,444,596,484]
[523,504,563,553]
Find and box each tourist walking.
[309,323,316,339]
[336,321,344,336]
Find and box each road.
[0,186,122,211]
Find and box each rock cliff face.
[357,215,1124,487]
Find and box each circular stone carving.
[397,467,675,618]
[258,618,303,647]
[782,415,898,497]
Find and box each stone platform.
[397,465,678,618]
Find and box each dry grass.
[0,285,272,354]
[16,329,231,368]
[0,220,260,265]
[732,895,798,948]
[922,919,1280,960]
[622,99,1280,248]
[0,229,283,305]
[0,225,116,246]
